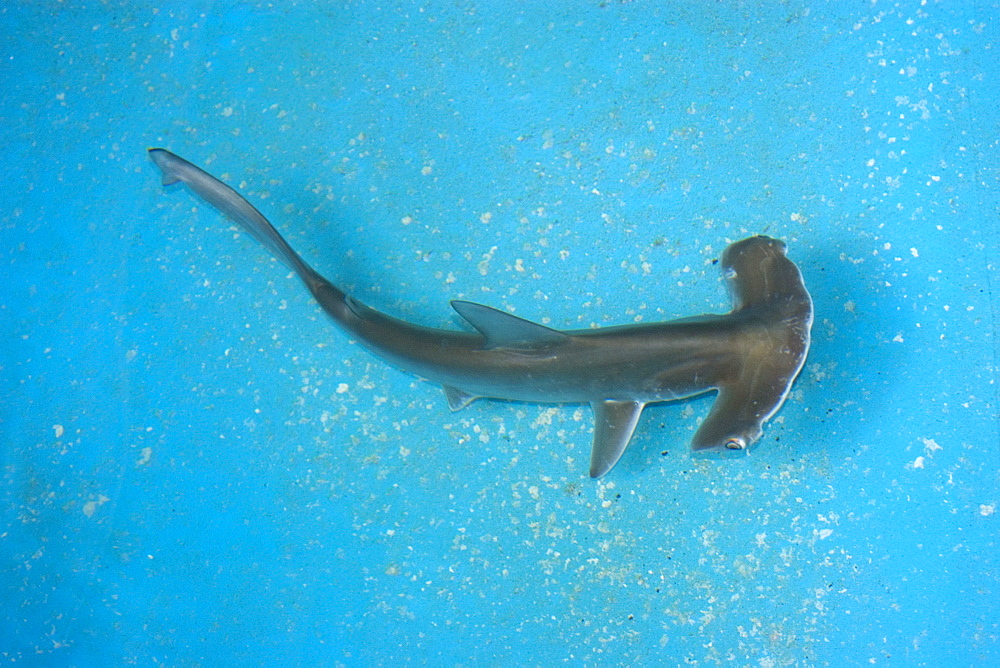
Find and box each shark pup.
[149,148,813,477]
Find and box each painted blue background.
[2,1,998,664]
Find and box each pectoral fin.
[589,400,645,478]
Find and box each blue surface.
[2,2,998,664]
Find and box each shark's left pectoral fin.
[589,400,645,478]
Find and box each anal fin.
[589,400,645,478]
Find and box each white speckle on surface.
[135,447,152,466]
[911,456,925,469]
[532,408,559,428]
[980,505,995,517]
[478,246,497,276]
[336,383,349,394]
[892,333,904,343]
[82,495,110,518]
[53,424,63,438]
[910,247,919,257]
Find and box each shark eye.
[724,438,745,450]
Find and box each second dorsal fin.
[450,300,568,350]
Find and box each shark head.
[690,235,813,454]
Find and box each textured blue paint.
[2,1,998,664]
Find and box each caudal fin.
[148,147,350,319]
[148,148,183,186]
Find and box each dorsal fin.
[450,300,568,350]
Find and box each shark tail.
[148,148,352,320]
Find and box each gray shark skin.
[149,148,813,478]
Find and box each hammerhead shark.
[149,148,813,477]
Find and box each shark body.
[149,148,813,477]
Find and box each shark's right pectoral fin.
[589,400,645,478]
